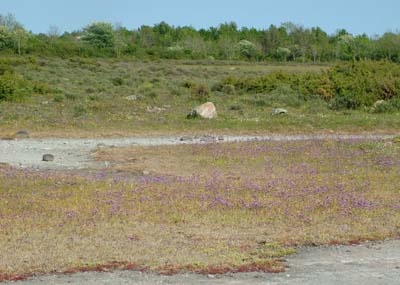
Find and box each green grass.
[1,56,399,137]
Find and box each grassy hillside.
[0,56,399,137]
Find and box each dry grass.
[1,139,400,280]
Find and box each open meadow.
[1,138,399,281]
[1,57,400,138]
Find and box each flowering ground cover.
[1,139,399,281]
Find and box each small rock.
[180,136,193,142]
[142,170,150,175]
[14,130,29,139]
[125,95,137,101]
[272,108,288,115]
[147,106,166,113]
[207,274,215,279]
[217,136,224,141]
[200,135,216,142]
[42,154,55,162]
[96,143,106,148]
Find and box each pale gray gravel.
[0,134,397,170]
[4,240,400,285]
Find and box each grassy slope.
[1,56,399,138]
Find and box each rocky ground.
[0,134,397,170]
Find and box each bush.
[32,82,52,94]
[0,71,29,101]
[329,92,362,110]
[222,84,236,95]
[191,84,210,102]
[222,61,400,110]
[65,93,78,100]
[111,77,124,86]
[73,105,88,117]
[53,94,64,102]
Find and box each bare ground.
[4,240,400,285]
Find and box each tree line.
[1,14,399,62]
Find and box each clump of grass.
[73,105,88,117]
[53,94,65,102]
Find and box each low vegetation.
[1,139,399,280]
[0,56,399,137]
[223,61,400,111]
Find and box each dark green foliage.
[111,77,124,86]
[0,71,29,101]
[190,84,210,102]
[186,110,199,119]
[73,105,88,117]
[82,22,114,48]
[32,82,52,94]
[65,93,78,101]
[223,61,400,110]
[53,94,64,102]
[1,14,400,63]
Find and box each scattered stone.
[188,102,217,119]
[142,170,150,175]
[42,154,55,162]
[207,274,215,279]
[180,136,193,142]
[218,136,224,141]
[147,106,166,113]
[14,130,29,139]
[200,135,217,143]
[125,95,137,101]
[272,108,288,115]
[96,143,106,148]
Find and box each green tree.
[237,40,258,60]
[83,22,114,48]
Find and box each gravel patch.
[0,134,397,170]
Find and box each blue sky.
[1,0,399,35]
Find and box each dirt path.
[0,134,397,170]
[5,240,400,285]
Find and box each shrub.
[65,93,78,100]
[53,94,64,102]
[111,77,124,86]
[329,91,361,110]
[191,84,210,101]
[73,105,88,117]
[32,82,52,94]
[222,84,236,95]
[0,71,29,101]
[221,61,400,110]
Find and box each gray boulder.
[42,154,55,162]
